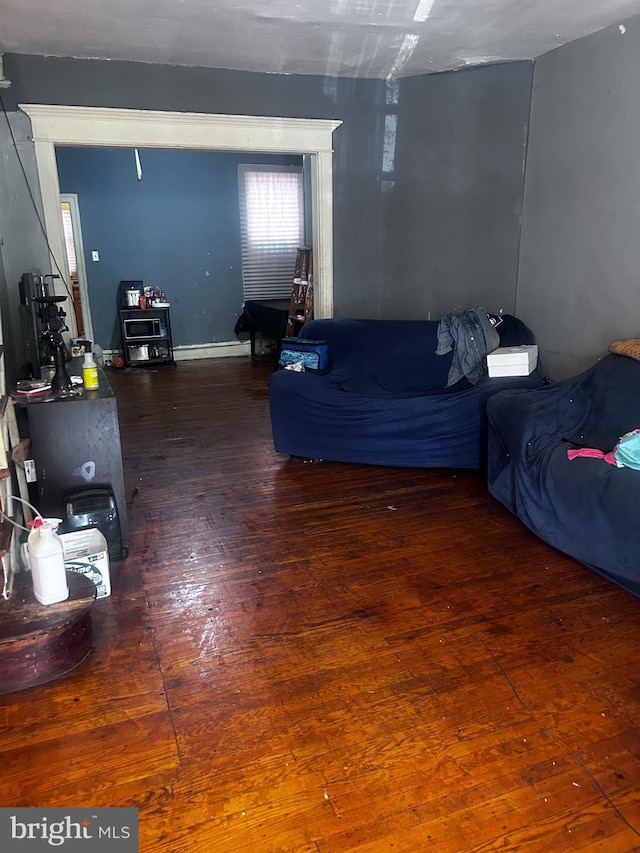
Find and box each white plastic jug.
[28,519,69,605]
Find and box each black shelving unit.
[120,307,174,367]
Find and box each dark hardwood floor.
[2,356,640,852]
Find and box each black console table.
[15,363,129,554]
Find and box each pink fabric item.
[567,447,617,465]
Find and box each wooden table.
[0,570,97,694]
[234,298,289,361]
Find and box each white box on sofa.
[487,345,538,378]
[59,528,111,599]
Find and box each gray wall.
[0,111,51,377]
[2,26,637,382]
[385,62,533,321]
[0,52,543,377]
[517,17,640,379]
[2,54,535,332]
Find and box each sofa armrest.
[487,378,589,463]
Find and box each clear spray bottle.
[28,518,68,605]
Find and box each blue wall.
[55,146,301,350]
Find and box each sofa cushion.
[302,318,459,396]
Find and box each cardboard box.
[59,528,111,599]
[487,345,538,378]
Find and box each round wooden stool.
[0,570,97,694]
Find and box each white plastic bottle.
[82,343,99,390]
[28,519,69,605]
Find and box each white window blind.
[238,165,304,300]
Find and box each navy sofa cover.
[269,315,542,469]
[487,353,640,596]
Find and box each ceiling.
[1,0,640,79]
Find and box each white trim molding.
[20,104,341,326]
[103,340,251,363]
[173,341,250,361]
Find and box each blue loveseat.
[487,352,640,596]
[269,315,542,469]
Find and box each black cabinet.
[19,365,129,554]
[120,307,174,367]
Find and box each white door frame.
[60,193,94,343]
[20,104,341,331]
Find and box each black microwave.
[123,317,161,338]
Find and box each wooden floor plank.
[1,356,639,851]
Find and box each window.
[238,165,304,300]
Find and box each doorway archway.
[19,104,341,338]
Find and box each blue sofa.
[487,353,640,596]
[269,315,542,469]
